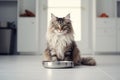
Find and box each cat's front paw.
[51,56,57,61]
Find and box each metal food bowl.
[42,61,74,69]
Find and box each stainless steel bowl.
[42,61,74,69]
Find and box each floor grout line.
[96,67,115,80]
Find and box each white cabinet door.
[96,36,116,52]
[96,0,116,17]
[17,18,37,52]
[96,18,116,52]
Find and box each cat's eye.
[63,26,68,30]
[67,22,70,24]
[63,25,67,28]
[54,27,59,29]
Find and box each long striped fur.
[43,14,96,66]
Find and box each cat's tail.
[81,57,96,66]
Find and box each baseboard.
[95,52,120,55]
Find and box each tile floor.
[0,55,120,80]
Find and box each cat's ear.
[51,13,56,20]
[65,13,70,19]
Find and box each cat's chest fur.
[47,33,74,59]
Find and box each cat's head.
[49,13,74,35]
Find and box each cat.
[43,13,96,66]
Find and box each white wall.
[0,2,17,22]
[19,0,36,15]
[96,0,116,17]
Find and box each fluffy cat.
[43,13,96,66]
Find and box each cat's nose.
[58,27,63,32]
[58,30,62,33]
[59,27,62,30]
[60,29,62,31]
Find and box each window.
[48,0,81,41]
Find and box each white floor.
[0,55,120,80]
